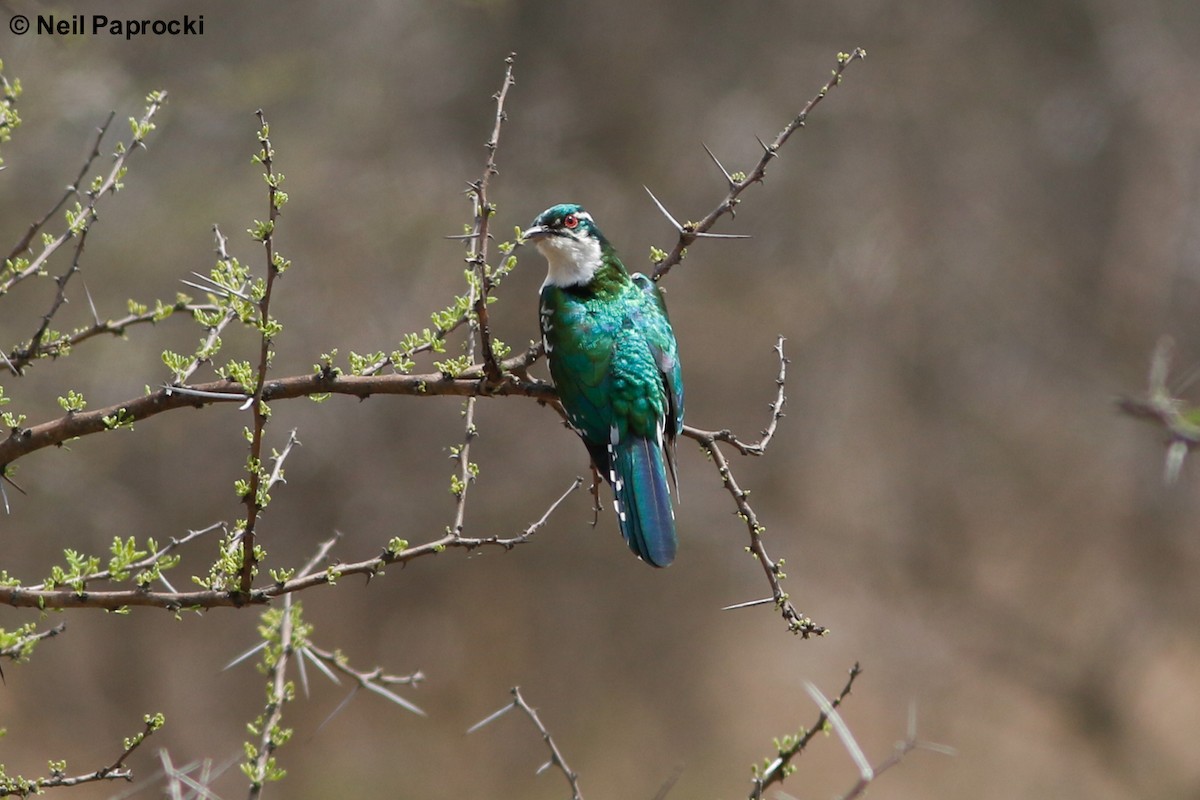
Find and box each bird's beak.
[521,225,552,243]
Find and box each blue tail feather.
[612,435,677,567]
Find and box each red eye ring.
[563,213,579,229]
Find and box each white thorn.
[805,681,873,782]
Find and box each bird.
[524,203,684,567]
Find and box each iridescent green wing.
[632,273,684,440]
[539,284,618,449]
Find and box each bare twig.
[701,437,824,637]
[264,429,300,496]
[829,700,956,800]
[651,49,865,282]
[122,749,238,800]
[444,55,520,540]
[684,339,822,636]
[450,391,479,538]
[306,644,426,721]
[8,224,92,372]
[682,336,788,455]
[469,687,584,800]
[464,52,516,388]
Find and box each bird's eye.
[563,213,579,229]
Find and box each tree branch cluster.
[0,50,922,800]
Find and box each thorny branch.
[812,681,954,800]
[0,714,164,797]
[0,93,166,301]
[0,477,583,611]
[127,749,240,800]
[23,522,224,593]
[174,225,248,385]
[752,665,952,800]
[0,50,880,800]
[465,52,516,388]
[650,49,865,282]
[0,53,854,637]
[238,110,285,594]
[683,336,788,456]
[221,534,427,724]
[4,99,167,374]
[244,532,334,799]
[305,642,427,725]
[831,715,951,800]
[5,296,214,365]
[0,346,555,469]
[5,112,113,263]
[448,54,519,541]
[689,338,825,636]
[468,687,584,800]
[750,663,861,800]
[16,222,91,373]
[245,592,295,800]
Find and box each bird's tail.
[612,435,677,567]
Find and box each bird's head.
[524,203,610,288]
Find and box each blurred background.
[3,0,1200,797]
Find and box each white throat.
[537,234,603,288]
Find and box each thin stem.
[8,223,92,372]
[511,687,584,800]
[470,688,583,800]
[749,663,861,800]
[0,714,164,797]
[24,521,225,592]
[652,49,864,282]
[682,336,788,455]
[465,52,517,388]
[5,111,114,263]
[0,95,166,297]
[238,110,284,594]
[700,437,824,638]
[245,598,294,800]
[6,299,215,365]
[175,226,247,385]
[683,338,822,636]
